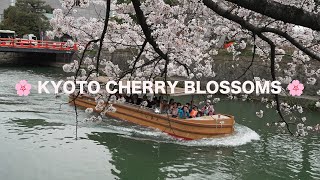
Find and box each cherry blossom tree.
[50,0,320,136]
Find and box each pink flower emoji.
[15,80,31,96]
[287,80,304,96]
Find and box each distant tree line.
[0,0,53,38]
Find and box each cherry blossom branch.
[223,0,320,31]
[260,27,320,62]
[130,39,148,77]
[131,0,168,61]
[96,0,111,74]
[259,34,294,135]
[202,0,320,62]
[235,33,256,80]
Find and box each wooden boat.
[69,94,235,140]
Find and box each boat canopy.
[91,76,190,96]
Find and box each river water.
[0,66,319,180]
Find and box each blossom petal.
[17,90,24,96]
[287,84,294,91]
[20,80,27,86]
[292,80,300,86]
[289,90,296,96]
[298,84,304,91]
[25,84,32,91]
[296,90,303,96]
[15,84,21,91]
[23,90,30,96]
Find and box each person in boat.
[130,94,141,105]
[201,101,215,116]
[156,96,163,108]
[160,99,170,113]
[177,102,182,110]
[178,105,190,119]
[190,106,199,118]
[169,98,174,106]
[141,95,151,108]
[169,99,176,110]
[148,96,157,108]
[115,92,121,100]
[123,93,130,102]
[169,102,179,118]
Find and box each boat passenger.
[209,104,215,115]
[148,97,156,108]
[131,94,141,105]
[160,100,169,113]
[142,95,151,107]
[201,102,215,116]
[186,103,192,112]
[190,106,199,118]
[178,106,190,119]
[177,102,182,110]
[115,92,121,100]
[170,102,179,118]
[123,94,130,102]
[155,96,163,108]
[186,103,190,108]
[169,98,174,105]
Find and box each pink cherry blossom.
[287,80,304,96]
[15,80,31,96]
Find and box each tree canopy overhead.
[0,0,53,37]
[51,0,320,135]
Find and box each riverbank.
[0,52,73,66]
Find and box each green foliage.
[0,0,53,38]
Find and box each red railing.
[0,38,78,51]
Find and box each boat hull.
[70,95,235,140]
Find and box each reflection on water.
[0,67,319,180]
[9,118,65,128]
[88,132,239,180]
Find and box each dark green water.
[0,67,319,180]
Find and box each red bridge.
[0,38,77,54]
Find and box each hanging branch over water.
[96,0,111,73]
[130,39,148,77]
[202,0,320,62]
[236,33,256,80]
[261,34,294,135]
